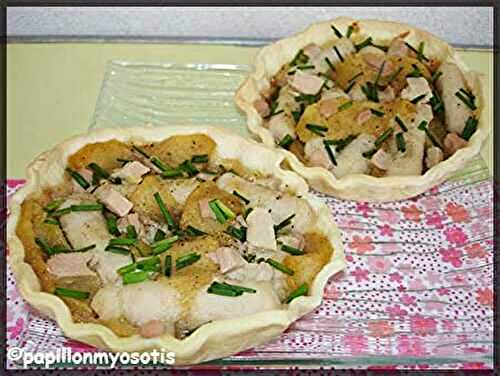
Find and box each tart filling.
[10,129,344,345]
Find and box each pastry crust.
[235,17,489,201]
[7,125,346,364]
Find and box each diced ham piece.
[94,184,133,217]
[246,207,277,251]
[319,98,339,118]
[290,71,324,95]
[444,132,468,156]
[362,54,395,77]
[303,43,322,59]
[111,161,150,185]
[387,37,409,57]
[268,112,295,142]
[208,247,246,274]
[356,109,372,125]
[401,77,433,103]
[198,198,216,219]
[425,146,444,169]
[370,148,392,170]
[139,320,166,338]
[47,252,96,279]
[253,98,270,118]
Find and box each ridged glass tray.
[7,60,493,370]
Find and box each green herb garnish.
[290,49,309,67]
[404,41,429,62]
[324,134,357,153]
[455,89,477,110]
[43,218,60,226]
[431,71,442,83]
[35,237,54,256]
[207,281,256,297]
[105,245,131,256]
[330,24,343,38]
[225,225,247,242]
[396,132,406,153]
[178,160,199,177]
[106,213,120,236]
[232,190,250,205]
[285,283,309,303]
[209,199,235,224]
[295,93,321,105]
[274,213,296,233]
[324,57,336,72]
[375,128,394,148]
[164,255,172,277]
[185,225,207,237]
[355,37,373,52]
[70,204,103,212]
[176,252,201,270]
[338,101,353,111]
[109,237,136,246]
[395,116,408,132]
[191,154,209,164]
[306,123,328,137]
[54,287,90,300]
[370,108,385,117]
[323,141,337,166]
[154,192,177,230]
[122,270,150,285]
[462,116,478,140]
[44,199,65,213]
[346,25,354,38]
[410,94,427,104]
[265,258,294,276]
[278,134,294,149]
[87,163,110,184]
[386,66,403,85]
[406,63,423,78]
[281,244,305,256]
[151,235,179,255]
[361,82,379,102]
[65,168,90,190]
[333,46,344,63]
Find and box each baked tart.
[235,17,488,201]
[7,126,345,364]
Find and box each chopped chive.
[407,63,423,78]
[176,252,201,271]
[355,37,373,52]
[281,244,306,256]
[285,283,309,303]
[185,225,207,237]
[348,71,363,83]
[87,163,110,184]
[243,207,254,220]
[225,225,247,242]
[191,154,209,164]
[117,263,137,276]
[210,199,236,223]
[126,224,137,239]
[65,168,90,190]
[209,200,228,223]
[396,132,406,153]
[374,61,385,86]
[43,218,60,225]
[404,42,429,62]
[338,101,353,111]
[306,123,328,137]
[122,270,150,285]
[410,94,427,104]
[375,128,394,148]
[164,255,172,277]
[417,120,429,131]
[274,213,296,233]
[267,108,284,118]
[154,229,166,242]
[105,245,130,256]
[207,283,241,297]
[330,24,343,38]
[370,108,385,117]
[51,207,72,217]
[154,192,177,230]
[430,90,445,115]
[462,116,478,141]
[362,148,377,159]
[70,204,103,212]
[371,42,389,52]
[150,156,170,172]
[323,141,337,166]
[395,116,408,132]
[74,244,96,252]
[290,49,308,67]
[455,90,477,110]
[35,237,54,256]
[178,160,199,177]
[296,64,315,70]
[105,214,120,236]
[132,145,150,159]
[361,82,379,102]
[117,158,132,166]
[54,287,90,300]
[344,80,357,94]
[232,190,250,205]
[333,46,344,63]
[278,134,294,149]
[136,256,161,272]
[324,134,357,153]
[346,25,354,38]
[265,258,294,276]
[431,71,442,83]
[161,168,184,179]
[220,282,257,294]
[151,235,179,255]
[109,237,136,246]
[324,57,335,72]
[386,66,403,85]
[44,199,65,213]
[295,93,321,105]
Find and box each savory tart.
[235,18,488,201]
[7,126,345,364]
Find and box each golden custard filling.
[255,22,480,177]
[16,134,333,339]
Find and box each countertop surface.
[7,43,493,178]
